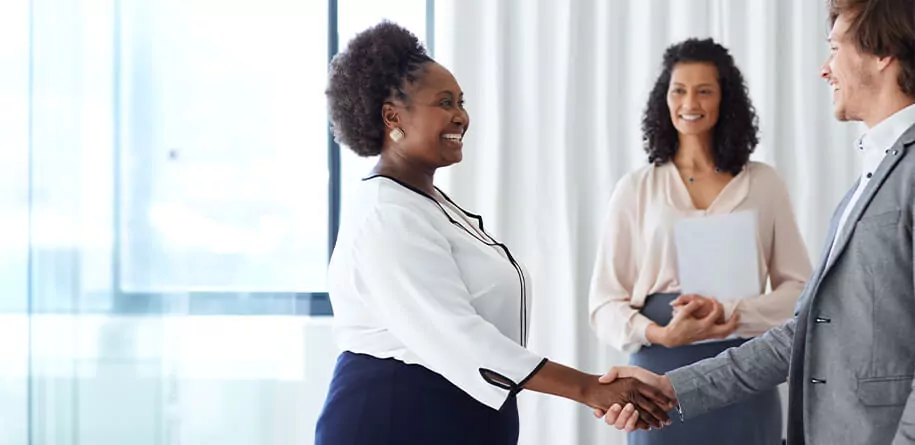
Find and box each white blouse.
[588,161,813,353]
[327,175,546,410]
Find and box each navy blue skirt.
[315,351,519,445]
[628,293,782,445]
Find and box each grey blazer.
[667,123,915,445]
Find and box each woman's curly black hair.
[326,21,433,157]
[642,38,759,175]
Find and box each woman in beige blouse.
[588,38,812,445]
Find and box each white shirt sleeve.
[588,175,655,353]
[349,202,546,411]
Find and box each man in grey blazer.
[597,0,915,443]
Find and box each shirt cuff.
[666,368,694,420]
[629,312,655,347]
[722,300,742,324]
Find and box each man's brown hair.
[828,0,915,97]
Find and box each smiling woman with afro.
[316,21,676,445]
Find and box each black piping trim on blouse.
[478,368,513,391]
[479,358,549,396]
[515,358,549,391]
[363,174,529,346]
[434,186,531,341]
[435,187,487,232]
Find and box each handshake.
[585,294,733,431]
[590,366,677,432]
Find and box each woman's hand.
[521,361,672,431]
[670,294,725,322]
[647,299,739,348]
[593,366,677,432]
[582,376,673,430]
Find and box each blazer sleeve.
[349,202,546,411]
[891,199,915,444]
[667,317,794,419]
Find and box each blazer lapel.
[793,184,857,315]
[823,125,915,273]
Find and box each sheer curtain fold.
[435,1,861,443]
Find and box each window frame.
[110,0,434,317]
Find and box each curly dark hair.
[641,38,759,175]
[326,21,433,157]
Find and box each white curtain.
[434,1,864,444]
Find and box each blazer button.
[811,378,827,384]
[814,317,831,324]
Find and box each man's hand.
[583,376,673,431]
[520,360,674,432]
[592,366,677,432]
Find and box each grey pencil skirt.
[628,293,782,445]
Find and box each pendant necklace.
[687,167,721,184]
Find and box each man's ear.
[876,54,896,72]
[382,102,400,129]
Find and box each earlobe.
[876,55,895,71]
[382,102,406,142]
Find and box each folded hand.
[662,298,739,347]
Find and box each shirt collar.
[857,103,915,152]
[663,162,750,214]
